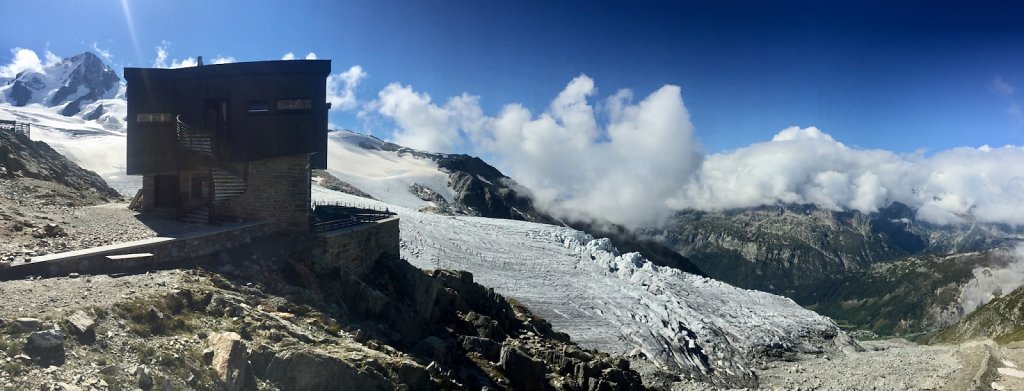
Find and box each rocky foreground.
[0,235,646,390]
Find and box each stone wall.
[312,217,400,278]
[2,221,274,280]
[219,154,311,232]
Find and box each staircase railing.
[176,115,212,156]
[175,115,248,224]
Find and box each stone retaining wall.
[312,217,400,278]
[0,221,274,280]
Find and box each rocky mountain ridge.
[0,127,119,200]
[1,51,121,117]
[655,202,1020,302]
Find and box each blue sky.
[2,0,1024,154]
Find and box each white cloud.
[326,65,367,112]
[958,245,1024,315]
[678,127,1024,226]
[152,42,202,68]
[372,83,463,153]
[153,42,169,68]
[992,76,1015,96]
[282,52,317,60]
[211,56,235,64]
[171,57,197,68]
[0,48,45,78]
[43,50,60,66]
[364,74,1024,228]
[369,75,703,228]
[92,42,112,61]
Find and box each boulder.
[23,329,66,366]
[498,344,547,391]
[205,332,250,391]
[65,310,96,343]
[136,365,153,390]
[460,336,501,362]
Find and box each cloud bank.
[368,75,703,227]
[680,127,1024,227]
[363,74,1024,229]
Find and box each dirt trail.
[705,338,1019,391]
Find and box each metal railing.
[0,120,29,138]
[175,115,212,155]
[311,202,395,234]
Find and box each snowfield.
[325,130,454,209]
[312,186,852,386]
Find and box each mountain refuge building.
[124,59,330,232]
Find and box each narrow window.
[137,113,173,123]
[277,99,311,111]
[247,101,270,113]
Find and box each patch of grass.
[0,336,22,358]
[1,361,27,377]
[113,294,198,337]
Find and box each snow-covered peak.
[1,51,120,117]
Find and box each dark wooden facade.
[124,60,331,175]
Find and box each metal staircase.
[176,115,247,223]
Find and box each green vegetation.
[809,251,1008,337]
[113,292,209,337]
[929,284,1024,344]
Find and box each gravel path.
[2,177,213,263]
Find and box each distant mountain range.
[655,203,1020,302]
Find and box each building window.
[277,99,311,111]
[247,101,270,113]
[137,113,173,123]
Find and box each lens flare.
[120,0,142,64]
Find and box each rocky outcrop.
[306,251,647,391]
[206,332,250,391]
[0,129,120,200]
[312,169,375,200]
[438,155,554,222]
[260,349,398,391]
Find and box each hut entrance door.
[204,99,228,134]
